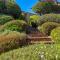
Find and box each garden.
[0,0,60,60]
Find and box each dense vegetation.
[0,14,14,25]
[51,27,60,44]
[0,0,21,19]
[0,20,27,33]
[38,22,60,35]
[29,15,40,26]
[32,2,60,14]
[38,14,60,25]
[0,31,27,53]
[0,0,60,60]
[0,44,60,60]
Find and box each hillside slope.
[0,44,60,60]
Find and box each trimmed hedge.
[38,22,60,35]
[38,14,60,25]
[0,31,27,53]
[0,14,14,25]
[51,27,60,43]
[0,20,27,32]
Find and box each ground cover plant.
[0,44,60,60]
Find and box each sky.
[16,0,38,13]
[16,0,60,13]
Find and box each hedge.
[0,20,27,32]
[38,22,60,35]
[38,14,60,25]
[0,14,14,25]
[0,31,27,53]
[51,27,60,44]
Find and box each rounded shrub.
[39,14,60,25]
[0,31,27,53]
[29,15,40,26]
[51,27,60,44]
[0,20,27,32]
[38,22,60,35]
[0,14,14,25]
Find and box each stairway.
[26,31,54,44]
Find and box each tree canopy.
[32,2,56,14]
[32,2,60,14]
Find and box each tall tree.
[32,2,55,15]
[0,0,22,19]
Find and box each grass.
[0,44,60,60]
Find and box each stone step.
[26,36,53,44]
[27,37,51,41]
[28,34,47,37]
[28,32,47,37]
[26,30,53,44]
[30,41,54,44]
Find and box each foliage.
[32,2,55,14]
[6,2,21,18]
[0,1,5,12]
[52,4,60,13]
[51,27,60,44]
[38,22,60,35]
[0,20,27,32]
[0,31,27,53]
[0,44,60,60]
[0,0,21,19]
[38,14,60,25]
[29,15,40,26]
[0,14,14,25]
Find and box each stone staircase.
[26,31,54,44]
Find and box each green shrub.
[38,22,60,35]
[38,14,60,25]
[51,27,60,43]
[0,20,27,32]
[0,14,14,25]
[0,31,27,53]
[29,15,40,26]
